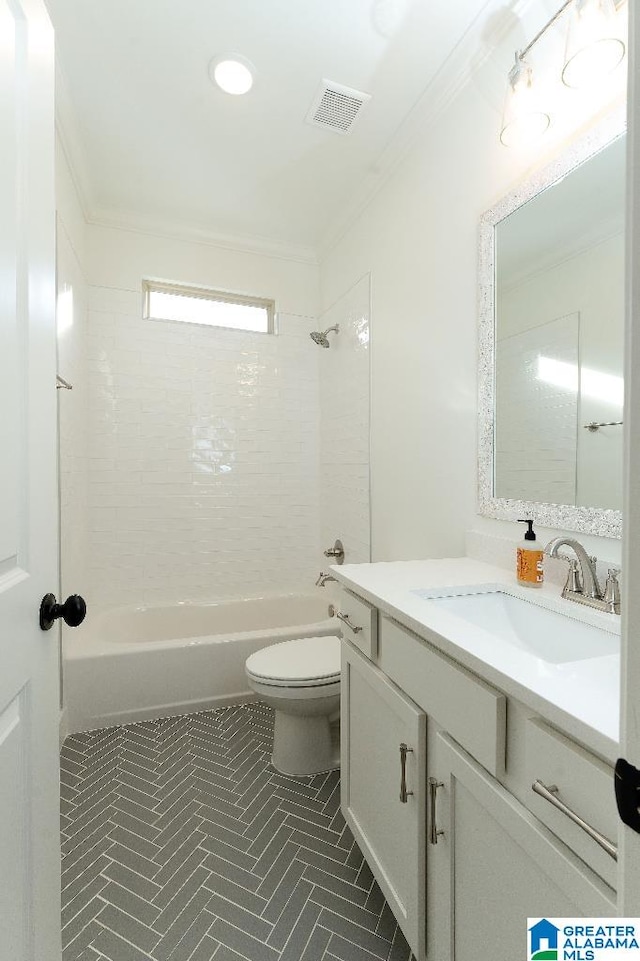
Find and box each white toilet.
[245,635,341,777]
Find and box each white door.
[0,0,61,958]
[620,0,640,910]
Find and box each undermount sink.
[424,590,619,664]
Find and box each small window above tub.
[142,280,275,333]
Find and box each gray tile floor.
[60,703,413,961]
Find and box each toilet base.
[271,710,340,777]
[246,672,341,778]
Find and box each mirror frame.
[478,108,626,539]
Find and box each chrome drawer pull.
[399,743,414,803]
[532,780,617,861]
[429,777,445,844]
[336,612,363,634]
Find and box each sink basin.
[425,591,618,664]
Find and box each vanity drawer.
[337,590,378,660]
[525,718,617,887]
[379,615,506,776]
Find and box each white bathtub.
[64,594,338,733]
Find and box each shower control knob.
[323,539,345,565]
[39,593,87,631]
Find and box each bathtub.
[64,594,338,733]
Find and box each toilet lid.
[246,635,341,685]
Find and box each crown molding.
[316,0,539,261]
[85,208,319,265]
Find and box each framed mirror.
[478,110,626,539]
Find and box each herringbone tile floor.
[60,703,414,961]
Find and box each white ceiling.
[46,0,495,256]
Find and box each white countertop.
[331,557,621,763]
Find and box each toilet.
[245,635,341,777]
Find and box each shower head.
[310,325,339,348]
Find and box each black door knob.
[39,593,87,631]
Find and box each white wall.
[87,225,319,317]
[83,226,322,611]
[319,274,371,566]
[319,26,624,569]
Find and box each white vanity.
[333,557,620,961]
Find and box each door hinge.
[615,758,640,833]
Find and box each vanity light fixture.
[499,0,626,146]
[209,55,254,95]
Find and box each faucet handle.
[604,568,621,615]
[566,559,583,594]
[553,552,583,592]
[559,558,583,597]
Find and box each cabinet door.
[428,731,616,961]
[341,641,427,960]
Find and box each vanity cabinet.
[427,730,616,961]
[341,641,426,960]
[337,588,618,961]
[523,717,618,890]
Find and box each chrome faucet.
[316,571,337,588]
[545,537,601,597]
[544,537,621,615]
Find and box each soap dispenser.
[516,519,543,588]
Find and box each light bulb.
[500,55,550,148]
[210,57,254,96]
[562,0,625,89]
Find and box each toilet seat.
[245,635,341,688]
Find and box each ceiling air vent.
[305,80,371,135]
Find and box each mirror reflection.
[494,135,625,511]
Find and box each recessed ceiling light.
[209,56,254,96]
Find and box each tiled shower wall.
[85,290,322,611]
[56,202,371,616]
[319,275,371,565]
